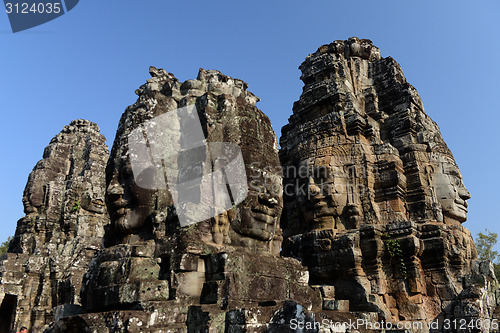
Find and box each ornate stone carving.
[0,120,109,332]
[78,68,320,330]
[104,67,283,254]
[280,37,496,326]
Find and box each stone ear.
[425,165,434,174]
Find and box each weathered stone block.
[322,299,349,311]
[128,257,160,281]
[179,253,201,272]
[464,274,487,288]
[175,271,205,298]
[315,285,335,298]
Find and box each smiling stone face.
[104,67,283,254]
[281,38,474,232]
[295,161,338,231]
[231,161,283,244]
[431,153,471,223]
[81,67,289,317]
[199,78,283,253]
[106,157,160,234]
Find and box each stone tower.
[0,120,109,332]
[280,37,497,327]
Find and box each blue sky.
[1,1,499,249]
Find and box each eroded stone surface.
[280,37,498,328]
[2,38,498,333]
[104,67,282,254]
[0,120,109,332]
[77,68,321,331]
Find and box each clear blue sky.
[1,1,499,250]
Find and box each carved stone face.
[295,161,338,231]
[106,157,158,234]
[107,147,283,248]
[207,93,283,248]
[105,68,283,252]
[432,156,471,223]
[291,156,367,232]
[22,196,36,214]
[232,163,283,241]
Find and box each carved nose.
[309,184,321,197]
[458,186,471,200]
[307,176,320,196]
[107,180,124,196]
